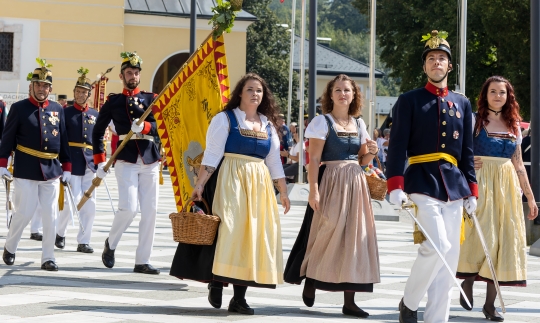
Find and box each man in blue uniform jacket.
[386,31,478,323]
[56,68,99,253]
[92,52,161,275]
[0,59,72,271]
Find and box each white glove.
[131,119,144,133]
[96,162,109,179]
[61,171,71,183]
[0,167,12,177]
[389,189,408,206]
[464,196,477,214]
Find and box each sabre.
[464,210,506,313]
[62,181,85,234]
[3,174,13,229]
[102,179,116,214]
[401,201,472,309]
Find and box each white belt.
[118,134,154,141]
[523,162,531,166]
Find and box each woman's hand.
[366,139,378,154]
[309,189,320,211]
[191,184,204,201]
[280,150,289,157]
[280,195,291,214]
[527,200,539,220]
[474,156,483,170]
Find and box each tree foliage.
[353,0,531,119]
[243,0,301,119]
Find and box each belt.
[16,144,58,159]
[119,134,154,141]
[69,142,92,150]
[408,152,457,167]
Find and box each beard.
[125,79,140,90]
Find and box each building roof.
[293,35,384,78]
[375,96,398,114]
[124,0,257,20]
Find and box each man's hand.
[96,162,109,179]
[389,189,408,206]
[474,156,483,170]
[131,119,144,133]
[0,167,12,178]
[464,196,477,214]
[61,171,71,183]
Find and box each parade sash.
[408,152,457,167]
[152,33,230,211]
[16,144,58,159]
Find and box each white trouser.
[57,168,96,244]
[30,204,42,234]
[403,194,463,323]
[109,158,159,264]
[5,178,59,264]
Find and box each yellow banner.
[152,33,230,211]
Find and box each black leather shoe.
[41,260,58,271]
[55,234,65,249]
[102,238,115,268]
[343,305,369,318]
[77,244,94,253]
[460,281,473,311]
[228,297,254,315]
[207,282,223,308]
[302,292,315,307]
[399,298,418,323]
[483,306,504,322]
[3,248,15,265]
[30,233,43,241]
[133,264,160,275]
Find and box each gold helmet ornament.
[421,30,452,62]
[31,57,53,84]
[120,51,143,71]
[75,67,93,91]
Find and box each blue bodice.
[474,127,517,159]
[224,109,272,159]
[321,115,362,162]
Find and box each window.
[0,32,14,72]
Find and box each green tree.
[353,0,531,118]
[243,0,301,120]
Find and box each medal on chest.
[87,115,96,125]
[47,111,59,125]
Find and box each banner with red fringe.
[152,33,230,211]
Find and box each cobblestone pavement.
[0,170,539,322]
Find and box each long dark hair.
[320,74,363,117]
[224,73,279,126]
[475,75,521,136]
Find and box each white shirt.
[289,141,307,166]
[305,114,370,144]
[201,108,285,179]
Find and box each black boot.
[30,233,43,241]
[41,260,58,271]
[102,238,115,268]
[207,281,223,308]
[228,297,254,315]
[2,248,15,265]
[55,234,65,249]
[399,298,417,323]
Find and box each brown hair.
[475,75,521,136]
[224,73,279,126]
[320,74,363,117]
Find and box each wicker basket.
[169,197,221,245]
[230,0,243,11]
[365,156,388,201]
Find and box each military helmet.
[421,30,452,62]
[120,51,142,71]
[31,58,53,85]
[75,67,92,91]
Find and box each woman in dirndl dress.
[169,73,290,315]
[457,76,538,321]
[284,74,380,318]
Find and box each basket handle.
[182,196,211,214]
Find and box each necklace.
[488,107,502,116]
[331,113,350,130]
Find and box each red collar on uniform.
[74,102,89,112]
[425,82,448,97]
[28,95,50,108]
[122,87,140,96]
